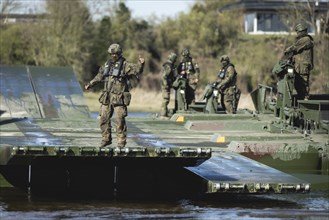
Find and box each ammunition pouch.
[109,92,131,106]
[99,91,111,105]
[110,94,121,106]
[123,92,131,106]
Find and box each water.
[0,188,328,219]
[2,112,328,219]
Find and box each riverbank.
[83,88,255,113]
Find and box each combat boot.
[117,140,126,148]
[160,107,168,117]
[100,141,112,148]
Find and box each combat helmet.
[181,48,190,57]
[295,23,307,32]
[168,52,177,63]
[220,55,230,62]
[108,43,122,55]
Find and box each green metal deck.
[0,65,312,199]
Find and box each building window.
[257,13,288,32]
[245,12,290,34]
[244,12,317,34]
[245,13,256,33]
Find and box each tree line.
[1,0,328,94]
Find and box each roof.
[219,0,329,12]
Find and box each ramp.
[0,65,90,119]
[0,65,41,118]
[28,66,90,118]
[186,152,310,194]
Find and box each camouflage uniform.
[160,52,177,117]
[285,23,314,100]
[85,44,144,148]
[216,55,238,114]
[176,49,200,106]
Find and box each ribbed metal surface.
[0,65,90,119]
[186,152,310,194]
[0,65,41,118]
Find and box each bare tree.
[0,0,21,14]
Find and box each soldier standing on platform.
[284,23,314,100]
[160,52,177,118]
[214,55,240,114]
[176,48,200,107]
[85,43,144,148]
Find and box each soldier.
[284,23,314,100]
[85,43,145,148]
[176,48,200,106]
[160,52,177,118]
[214,55,239,114]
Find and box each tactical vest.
[218,64,237,88]
[181,59,195,74]
[103,57,130,93]
[218,64,236,79]
[103,57,126,78]
[293,34,314,71]
[163,61,176,83]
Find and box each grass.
[83,88,255,113]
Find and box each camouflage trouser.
[175,78,187,111]
[99,104,127,147]
[294,64,310,100]
[186,83,196,105]
[188,75,198,104]
[220,87,235,114]
[161,86,171,117]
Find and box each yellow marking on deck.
[176,116,185,122]
[217,136,225,143]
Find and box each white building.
[219,0,328,34]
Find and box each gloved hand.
[84,83,91,90]
[284,46,295,54]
